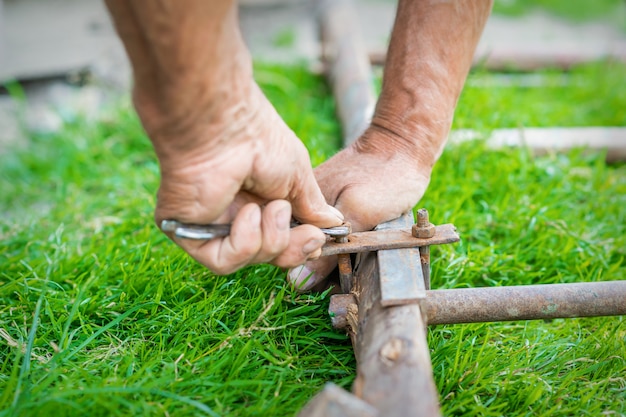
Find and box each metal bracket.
[328,211,460,309]
[320,224,459,257]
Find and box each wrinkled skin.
[148,82,345,274]
[287,128,432,288]
[318,135,430,235]
[105,0,344,274]
[104,0,492,282]
[289,0,493,289]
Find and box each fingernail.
[328,205,344,222]
[275,205,291,231]
[288,265,317,289]
[302,238,325,255]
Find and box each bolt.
[334,222,353,294]
[413,208,434,290]
[412,208,435,238]
[417,208,429,227]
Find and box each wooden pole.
[449,127,626,163]
[351,215,441,416]
[319,0,376,145]
[316,1,442,415]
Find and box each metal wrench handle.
[161,219,351,240]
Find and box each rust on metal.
[412,208,436,238]
[337,253,354,294]
[376,214,427,306]
[329,293,358,330]
[413,209,434,291]
[421,281,626,325]
[333,227,355,294]
[419,246,431,291]
[379,247,425,306]
[320,224,459,257]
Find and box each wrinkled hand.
[288,126,432,290]
[137,82,344,275]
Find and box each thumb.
[289,168,345,228]
[287,197,374,292]
[287,256,338,292]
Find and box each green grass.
[271,28,296,49]
[456,62,626,129]
[1,62,625,416]
[492,0,625,25]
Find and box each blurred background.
[0,0,625,148]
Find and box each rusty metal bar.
[413,209,435,291]
[337,253,354,294]
[419,246,431,290]
[369,49,626,72]
[421,281,626,325]
[379,247,425,306]
[321,224,459,257]
[329,293,358,330]
[449,127,626,163]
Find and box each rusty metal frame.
[320,224,459,257]
[298,1,626,415]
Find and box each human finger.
[181,202,263,275]
[287,255,338,292]
[246,199,293,264]
[269,224,327,269]
[286,149,345,229]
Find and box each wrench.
[161,219,351,240]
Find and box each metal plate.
[375,213,426,306]
[378,247,425,306]
[320,224,459,257]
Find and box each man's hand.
[288,126,431,290]
[288,0,492,290]
[148,82,344,274]
[105,0,343,274]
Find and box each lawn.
[492,0,625,29]
[1,59,625,416]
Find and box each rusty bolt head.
[412,222,435,238]
[329,293,357,329]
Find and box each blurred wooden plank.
[450,127,626,162]
[319,0,376,145]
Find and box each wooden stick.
[351,214,441,416]
[297,383,379,417]
[449,127,626,162]
[370,50,626,71]
[319,0,376,145]
[317,2,442,415]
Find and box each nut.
[412,223,435,238]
